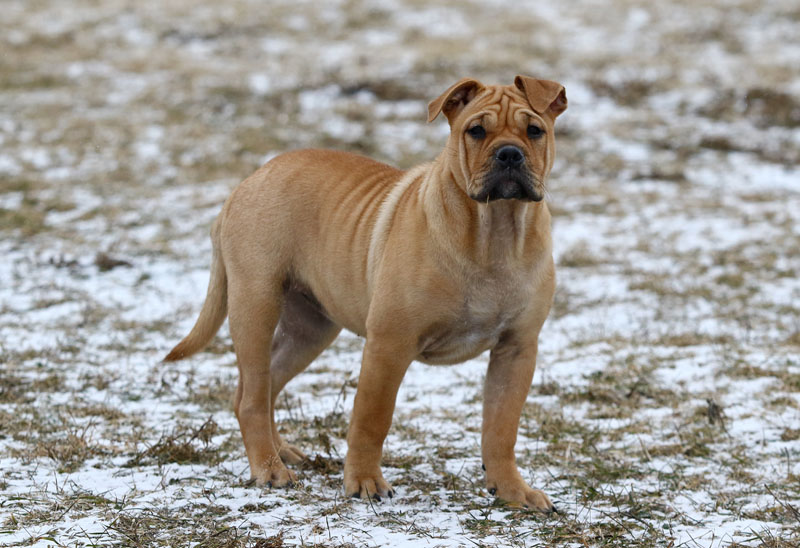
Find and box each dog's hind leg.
[268,286,341,464]
[228,275,296,487]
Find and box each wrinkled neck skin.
[421,144,549,273]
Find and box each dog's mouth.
[469,170,543,203]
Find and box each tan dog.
[165,75,567,511]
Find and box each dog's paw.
[278,442,308,465]
[488,480,554,513]
[344,468,394,501]
[252,456,298,488]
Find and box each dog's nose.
[495,146,524,168]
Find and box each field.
[1,0,799,546]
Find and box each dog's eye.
[467,125,486,139]
[527,125,544,139]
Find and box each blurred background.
[3,0,798,200]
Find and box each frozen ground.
[1,0,799,546]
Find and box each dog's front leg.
[481,336,554,512]
[344,337,412,500]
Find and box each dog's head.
[428,75,567,203]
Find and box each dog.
[165,75,567,511]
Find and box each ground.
[1,0,799,546]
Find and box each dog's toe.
[344,473,393,501]
[279,443,308,466]
[524,488,554,513]
[253,459,297,488]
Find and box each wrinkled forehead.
[463,85,540,127]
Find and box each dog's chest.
[418,276,530,365]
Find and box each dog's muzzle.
[470,146,543,203]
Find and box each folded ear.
[427,78,485,123]
[514,75,567,118]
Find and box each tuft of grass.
[588,77,659,107]
[94,252,133,272]
[0,206,47,235]
[781,428,800,442]
[126,417,222,467]
[6,411,113,473]
[106,506,287,548]
[558,241,604,268]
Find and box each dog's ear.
[427,78,485,123]
[514,75,567,118]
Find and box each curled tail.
[164,221,228,362]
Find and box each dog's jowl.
[165,75,567,511]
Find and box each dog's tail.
[164,220,228,362]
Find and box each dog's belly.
[418,324,504,365]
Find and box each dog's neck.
[475,199,531,264]
[420,162,549,271]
